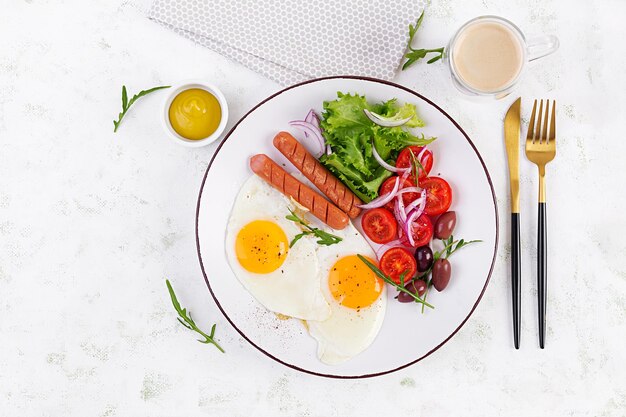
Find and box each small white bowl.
[162,80,229,147]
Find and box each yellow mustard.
[168,88,221,140]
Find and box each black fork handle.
[538,203,547,348]
[511,213,521,349]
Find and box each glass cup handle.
[527,35,560,62]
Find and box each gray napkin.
[148,0,426,85]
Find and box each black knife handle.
[538,203,547,349]
[511,213,521,349]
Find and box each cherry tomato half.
[396,146,434,182]
[421,177,453,216]
[361,208,397,244]
[379,176,419,211]
[400,213,434,248]
[380,247,417,284]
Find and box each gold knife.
[504,97,521,349]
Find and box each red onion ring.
[374,239,402,260]
[288,120,325,158]
[305,109,320,130]
[419,151,431,176]
[356,177,400,209]
[372,141,410,174]
[417,146,428,160]
[363,108,413,127]
[403,204,426,247]
[396,186,422,195]
[394,195,407,223]
[403,209,418,246]
[404,190,427,214]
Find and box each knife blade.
[504,97,521,349]
[505,98,521,213]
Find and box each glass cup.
[445,16,559,99]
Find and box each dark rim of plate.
[195,75,499,379]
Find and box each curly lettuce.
[319,92,435,202]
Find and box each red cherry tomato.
[421,177,453,216]
[380,247,417,284]
[361,208,398,244]
[396,146,434,181]
[379,176,419,211]
[400,213,434,248]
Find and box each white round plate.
[196,76,498,378]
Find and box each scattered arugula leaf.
[113,85,170,132]
[286,209,342,247]
[402,11,445,70]
[166,279,224,353]
[358,255,434,309]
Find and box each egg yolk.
[235,220,288,274]
[168,88,221,140]
[328,255,383,310]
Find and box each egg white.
[306,220,387,365]
[225,175,331,321]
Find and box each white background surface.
[0,0,624,416]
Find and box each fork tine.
[549,100,556,144]
[536,100,544,143]
[542,100,550,144]
[527,100,537,143]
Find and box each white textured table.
[1,1,624,416]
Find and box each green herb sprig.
[402,12,445,70]
[286,209,342,247]
[408,148,425,182]
[357,254,434,309]
[113,85,170,132]
[419,236,482,312]
[166,279,224,353]
[438,236,482,259]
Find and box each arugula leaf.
[399,270,407,287]
[166,279,224,353]
[357,255,434,309]
[427,55,443,64]
[319,92,435,201]
[409,11,425,43]
[432,236,481,260]
[402,12,445,70]
[113,84,170,132]
[286,209,342,247]
[121,86,128,110]
[289,233,307,248]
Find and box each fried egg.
[307,219,387,365]
[225,175,331,321]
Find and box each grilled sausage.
[249,154,349,230]
[273,131,363,218]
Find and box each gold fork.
[525,99,556,349]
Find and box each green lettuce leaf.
[370,100,425,128]
[319,92,436,202]
[321,153,393,202]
